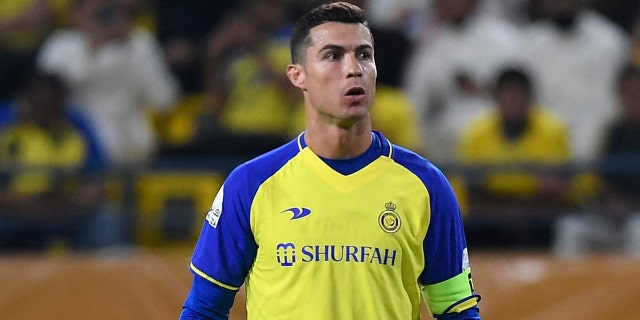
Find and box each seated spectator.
[457,66,572,207]
[0,72,125,252]
[456,66,574,247]
[553,63,640,257]
[403,0,524,163]
[159,0,299,160]
[0,82,105,171]
[520,0,628,162]
[36,0,180,167]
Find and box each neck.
[304,121,372,159]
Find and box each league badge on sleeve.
[206,186,224,228]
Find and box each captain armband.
[422,268,481,316]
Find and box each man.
[402,0,524,163]
[456,66,571,205]
[180,3,480,319]
[37,0,180,167]
[456,66,573,247]
[520,0,628,162]
[553,63,640,258]
[0,72,123,251]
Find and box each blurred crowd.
[0,0,639,257]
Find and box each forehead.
[307,22,373,49]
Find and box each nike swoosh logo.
[281,207,312,220]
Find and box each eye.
[326,52,341,61]
[358,51,373,60]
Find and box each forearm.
[180,274,237,320]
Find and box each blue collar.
[298,131,390,175]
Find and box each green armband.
[421,268,478,315]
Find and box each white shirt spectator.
[521,10,629,162]
[37,27,179,166]
[403,8,524,163]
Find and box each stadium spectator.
[402,0,524,163]
[553,63,640,258]
[0,80,105,172]
[519,0,629,162]
[456,66,573,246]
[36,0,180,167]
[169,0,300,158]
[0,72,125,252]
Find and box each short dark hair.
[494,66,533,96]
[290,2,370,64]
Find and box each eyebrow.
[318,44,374,53]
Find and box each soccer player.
[179,2,481,319]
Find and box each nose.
[346,55,363,78]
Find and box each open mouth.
[345,87,365,96]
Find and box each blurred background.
[1,0,639,319]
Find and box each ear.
[287,64,306,91]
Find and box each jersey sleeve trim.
[422,268,479,315]
[190,263,241,291]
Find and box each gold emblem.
[379,202,401,233]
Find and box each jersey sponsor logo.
[206,186,224,228]
[281,207,312,220]
[378,201,401,233]
[276,242,296,266]
[275,242,398,267]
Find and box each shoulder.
[460,110,499,137]
[223,138,301,195]
[530,107,568,131]
[389,143,451,190]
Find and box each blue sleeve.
[420,164,469,285]
[416,162,480,317]
[191,166,259,288]
[180,274,237,320]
